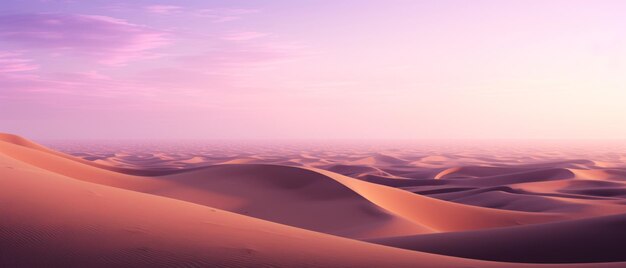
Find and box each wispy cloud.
[178,41,302,70]
[0,4,308,114]
[196,8,260,23]
[145,5,182,15]
[0,52,39,73]
[0,13,170,66]
[221,31,269,41]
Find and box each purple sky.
[1,0,625,140]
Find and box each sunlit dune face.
[2,134,626,266]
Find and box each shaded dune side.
[368,212,626,263]
[307,168,567,232]
[151,164,432,239]
[2,133,626,267]
[436,166,576,186]
[153,164,570,234]
[0,135,567,234]
[4,153,625,268]
[0,153,469,268]
[0,138,430,238]
[427,188,589,213]
[325,164,393,177]
[434,165,577,180]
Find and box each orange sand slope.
[1,133,626,267]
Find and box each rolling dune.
[0,152,457,267]
[1,133,626,267]
[368,213,626,263]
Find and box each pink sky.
[0,0,625,140]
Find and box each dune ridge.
[0,135,568,234]
[2,133,626,267]
[0,152,463,267]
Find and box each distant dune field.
[1,133,625,267]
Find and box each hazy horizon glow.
[1,0,625,140]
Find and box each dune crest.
[1,133,626,267]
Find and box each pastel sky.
[1,0,625,140]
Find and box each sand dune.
[368,212,626,263]
[348,153,410,166]
[310,167,567,232]
[144,163,566,236]
[436,167,576,185]
[0,153,458,267]
[325,164,392,177]
[2,133,626,267]
[0,136,429,238]
[0,135,567,235]
[150,164,432,238]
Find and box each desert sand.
[1,133,625,267]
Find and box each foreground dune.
[368,212,626,263]
[0,134,569,236]
[0,153,461,267]
[1,133,626,267]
